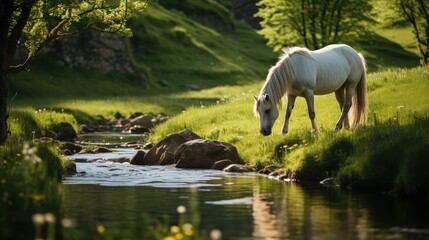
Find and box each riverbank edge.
[2,105,428,239]
[4,106,429,198]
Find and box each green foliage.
[395,0,429,64]
[20,0,149,55]
[256,0,374,51]
[1,107,77,239]
[0,141,67,239]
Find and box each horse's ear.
[253,95,258,101]
[264,94,270,102]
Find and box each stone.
[143,142,154,149]
[258,165,281,175]
[223,164,253,172]
[268,171,284,177]
[158,79,171,87]
[51,122,77,142]
[59,142,82,154]
[211,159,234,170]
[153,114,169,125]
[129,112,144,119]
[143,129,202,165]
[45,30,133,73]
[78,147,112,154]
[62,149,73,156]
[130,150,146,165]
[65,162,77,176]
[79,124,95,133]
[175,139,239,169]
[129,115,154,129]
[129,125,150,134]
[278,174,290,181]
[183,83,200,90]
[320,177,338,187]
[118,118,131,126]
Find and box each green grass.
[1,108,77,239]
[149,65,429,194]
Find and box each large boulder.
[175,139,239,168]
[143,129,201,165]
[51,122,77,142]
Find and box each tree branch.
[6,0,36,63]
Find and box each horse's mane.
[256,47,313,112]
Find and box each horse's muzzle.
[260,129,271,136]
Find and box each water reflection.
[62,163,429,239]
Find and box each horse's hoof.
[281,130,288,136]
[333,127,341,132]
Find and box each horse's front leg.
[282,94,296,135]
[304,90,318,133]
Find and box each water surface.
[62,132,429,239]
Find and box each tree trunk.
[0,65,9,145]
[0,0,35,144]
[0,0,13,144]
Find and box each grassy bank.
[150,65,429,195]
[0,108,77,239]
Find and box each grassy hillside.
[10,2,277,120]
[10,1,421,118]
[12,2,275,98]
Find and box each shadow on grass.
[358,32,420,71]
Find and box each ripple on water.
[63,162,234,188]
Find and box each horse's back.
[311,44,363,95]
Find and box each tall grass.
[0,108,76,239]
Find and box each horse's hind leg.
[334,86,354,131]
[282,94,296,135]
[335,86,350,129]
[304,90,318,133]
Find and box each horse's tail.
[349,53,368,128]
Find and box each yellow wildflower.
[170,225,180,234]
[162,237,175,240]
[97,224,105,234]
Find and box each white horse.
[253,44,368,136]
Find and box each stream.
[62,131,429,239]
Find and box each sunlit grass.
[150,65,429,194]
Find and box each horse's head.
[253,94,279,136]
